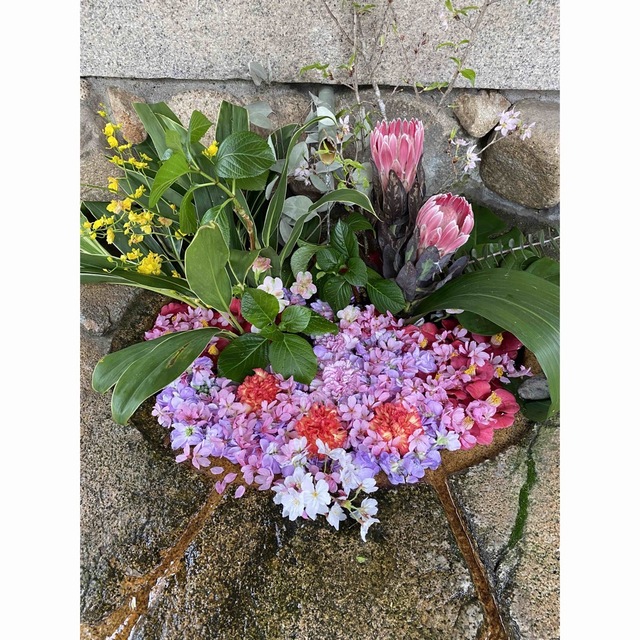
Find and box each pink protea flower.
[370,118,424,191]
[416,193,474,257]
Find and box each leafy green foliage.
[217,334,270,381]
[269,334,318,384]
[214,131,276,179]
[365,269,405,314]
[241,288,280,328]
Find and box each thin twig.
[437,0,500,110]
[321,0,354,44]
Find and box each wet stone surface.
[130,484,482,640]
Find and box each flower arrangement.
[81,93,559,540]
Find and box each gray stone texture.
[107,86,148,144]
[130,485,483,639]
[80,287,211,625]
[81,0,559,90]
[479,99,560,210]
[508,420,560,640]
[453,90,511,138]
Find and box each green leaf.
[246,101,274,129]
[188,110,213,143]
[235,170,270,191]
[215,101,249,142]
[330,219,359,259]
[279,305,311,333]
[521,400,553,423]
[343,257,368,287]
[460,68,476,86]
[268,334,318,384]
[290,244,321,276]
[456,311,503,335]
[305,311,339,337]
[109,328,221,424]
[217,334,270,382]
[133,102,171,157]
[321,275,352,312]
[525,257,560,285]
[309,189,375,217]
[215,131,276,179]
[413,269,560,414]
[179,190,198,235]
[316,247,343,272]
[228,249,260,285]
[241,288,280,328]
[366,269,405,314]
[165,129,183,153]
[345,212,374,232]
[149,153,191,208]
[184,223,232,313]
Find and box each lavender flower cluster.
[149,303,529,540]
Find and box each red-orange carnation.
[237,369,280,411]
[294,404,347,455]
[369,403,423,455]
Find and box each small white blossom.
[327,501,347,530]
[290,271,317,300]
[337,305,361,324]
[257,276,289,313]
[303,478,331,519]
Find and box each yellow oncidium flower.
[125,248,143,261]
[128,234,144,245]
[106,228,116,244]
[117,143,132,152]
[107,177,119,192]
[131,185,146,199]
[171,270,180,278]
[109,155,125,166]
[140,224,153,235]
[127,157,148,169]
[107,135,119,149]
[103,123,116,137]
[203,140,219,159]
[140,153,153,162]
[82,221,92,230]
[137,252,163,276]
[97,109,107,117]
[92,216,109,230]
[158,217,173,227]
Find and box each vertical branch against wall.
[437,0,500,109]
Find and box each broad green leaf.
[215,101,250,142]
[330,219,359,258]
[214,131,276,180]
[366,269,405,314]
[525,257,560,285]
[235,170,270,191]
[217,334,270,381]
[241,288,280,328]
[279,305,312,333]
[304,311,339,337]
[309,189,375,218]
[290,244,321,276]
[343,257,368,286]
[316,247,343,272]
[179,190,198,234]
[189,110,213,143]
[165,129,183,153]
[110,328,221,424]
[228,249,260,285]
[413,269,560,413]
[456,311,503,335]
[184,223,232,312]
[269,334,318,384]
[321,274,352,312]
[345,212,374,232]
[149,153,191,208]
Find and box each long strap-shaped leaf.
[413,269,560,413]
[102,328,224,424]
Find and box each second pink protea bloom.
[416,193,474,257]
[370,118,424,191]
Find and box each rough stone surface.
[507,419,560,640]
[518,374,551,401]
[81,96,120,202]
[107,86,148,144]
[130,485,482,640]
[453,90,511,138]
[449,442,529,571]
[80,288,211,625]
[81,0,559,90]
[479,99,560,209]
[80,283,143,335]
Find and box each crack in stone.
[80,485,230,640]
